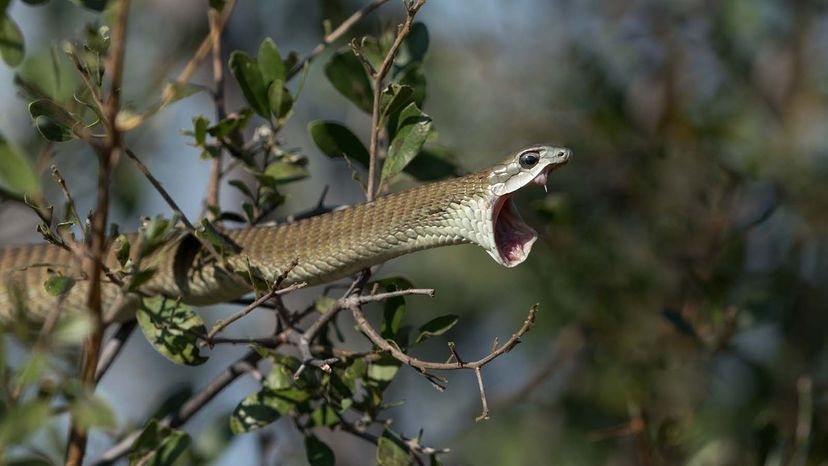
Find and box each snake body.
[0,145,570,321]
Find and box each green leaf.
[208,0,226,10]
[259,160,308,185]
[381,84,414,119]
[207,108,253,138]
[0,15,24,67]
[34,116,74,142]
[361,33,393,70]
[377,429,413,466]
[164,81,207,106]
[381,295,405,340]
[308,120,369,167]
[196,218,237,255]
[28,99,78,142]
[0,132,41,199]
[403,146,458,181]
[398,64,426,108]
[129,419,191,466]
[314,295,337,314]
[305,435,335,466]
[139,215,176,257]
[114,234,130,266]
[324,49,373,113]
[309,404,339,428]
[415,315,459,344]
[229,383,311,433]
[136,296,208,366]
[73,0,108,11]
[343,358,368,390]
[368,354,401,382]
[127,267,157,292]
[43,275,75,296]
[228,179,253,199]
[381,103,433,185]
[263,360,295,390]
[396,22,429,68]
[257,38,285,86]
[83,23,110,54]
[229,390,280,433]
[228,51,270,117]
[267,80,284,119]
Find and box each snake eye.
[519,151,540,169]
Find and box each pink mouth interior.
[492,195,538,267]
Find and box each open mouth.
[491,194,538,267]
[487,164,564,266]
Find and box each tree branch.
[366,0,426,201]
[204,5,228,219]
[95,321,137,382]
[65,0,130,464]
[90,350,263,466]
[349,303,537,420]
[287,0,393,80]
[204,281,305,343]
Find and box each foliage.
[2,0,828,465]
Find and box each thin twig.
[344,287,434,307]
[290,270,372,378]
[65,0,130,464]
[90,350,263,466]
[205,282,305,342]
[95,321,137,382]
[287,0,393,80]
[169,0,237,91]
[366,0,426,201]
[50,166,86,241]
[349,303,537,420]
[204,4,227,219]
[123,148,224,263]
[351,304,536,371]
[123,149,197,233]
[474,367,488,422]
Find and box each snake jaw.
[490,194,538,267]
[485,159,565,267]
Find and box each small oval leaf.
[43,275,75,296]
[377,429,413,466]
[136,296,208,366]
[415,314,459,344]
[0,15,24,67]
[324,49,373,113]
[258,38,285,86]
[381,103,433,185]
[228,51,269,117]
[305,435,335,466]
[0,132,41,199]
[308,120,369,167]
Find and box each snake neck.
[1,168,541,320]
[169,172,495,305]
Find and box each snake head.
[485,144,571,267]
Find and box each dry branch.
[349,303,538,420]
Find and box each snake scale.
[0,145,570,322]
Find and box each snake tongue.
[491,195,538,267]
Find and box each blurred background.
[2,0,828,464]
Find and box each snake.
[0,144,571,322]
